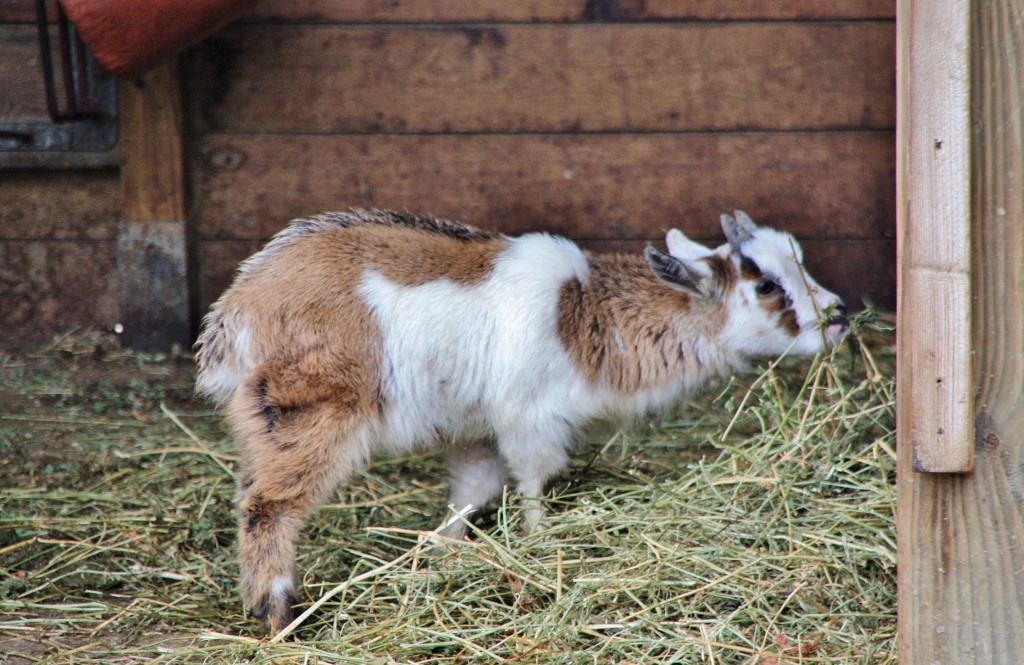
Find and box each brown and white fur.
[195,208,848,635]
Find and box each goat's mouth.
[822,305,850,342]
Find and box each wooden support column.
[901,0,973,474]
[117,59,190,352]
[897,0,1024,661]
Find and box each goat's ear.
[721,210,757,251]
[665,228,714,261]
[644,245,705,294]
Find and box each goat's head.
[644,210,848,358]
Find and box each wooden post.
[117,59,191,352]
[902,0,973,474]
[897,0,1024,661]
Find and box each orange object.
[58,0,260,78]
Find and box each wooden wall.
[0,3,120,338]
[0,1,896,344]
[188,1,896,316]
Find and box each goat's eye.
[755,279,778,295]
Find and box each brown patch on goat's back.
[557,253,722,394]
[288,221,506,286]
[232,209,503,288]
[359,226,506,285]
[309,209,496,242]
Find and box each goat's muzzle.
[824,303,849,343]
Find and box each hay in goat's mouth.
[0,313,895,663]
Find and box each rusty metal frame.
[0,0,118,169]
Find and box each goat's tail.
[194,305,249,404]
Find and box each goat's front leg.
[497,424,573,535]
[438,442,507,540]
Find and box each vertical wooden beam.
[903,0,973,474]
[897,0,1024,662]
[117,59,190,352]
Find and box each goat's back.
[194,210,589,415]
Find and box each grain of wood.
[190,23,895,134]
[193,132,895,242]
[0,241,119,333]
[0,26,51,124]
[120,63,186,222]
[0,172,120,241]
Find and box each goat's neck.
[558,254,738,397]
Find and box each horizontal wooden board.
[196,238,895,318]
[0,170,120,240]
[0,241,118,341]
[0,1,56,23]
[193,239,264,318]
[245,1,896,23]
[1,1,897,25]
[194,132,895,242]
[0,25,51,124]
[191,22,895,134]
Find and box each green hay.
[0,315,895,664]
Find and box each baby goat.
[195,208,848,634]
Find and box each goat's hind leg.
[228,364,375,635]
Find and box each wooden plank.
[0,25,50,124]
[193,239,262,316]
[193,132,895,242]
[0,0,56,23]
[0,171,120,240]
[190,22,895,134]
[904,0,972,473]
[0,241,118,342]
[245,0,896,23]
[118,60,191,352]
[120,65,186,222]
[897,0,1024,661]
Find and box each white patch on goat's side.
[357,233,598,489]
[358,272,491,451]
